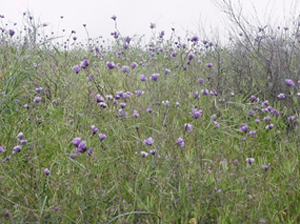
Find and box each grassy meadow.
[1,8,300,223]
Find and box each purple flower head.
[206,63,213,68]
[73,36,77,41]
[247,130,256,138]
[143,137,154,146]
[96,94,104,103]
[99,133,106,141]
[255,119,260,123]
[230,92,235,96]
[91,125,99,135]
[18,132,25,140]
[76,141,87,153]
[44,168,50,176]
[193,91,200,99]
[263,116,271,122]
[262,163,271,172]
[150,73,160,81]
[140,74,148,81]
[120,102,126,108]
[36,87,43,93]
[240,123,248,133]
[106,61,116,69]
[285,79,295,86]
[72,137,81,147]
[270,109,280,115]
[261,100,269,107]
[118,109,127,118]
[141,151,148,157]
[288,116,296,122]
[248,109,255,116]
[131,62,138,69]
[176,102,180,106]
[9,29,15,37]
[214,122,220,128]
[150,149,156,155]
[134,90,145,97]
[262,108,269,113]
[211,114,217,121]
[33,97,41,103]
[20,139,27,145]
[165,68,171,74]
[132,110,139,118]
[188,53,195,60]
[202,89,209,96]
[246,158,255,165]
[191,36,199,42]
[69,153,77,159]
[184,123,193,132]
[198,78,204,84]
[150,23,156,29]
[121,66,130,73]
[266,124,274,130]
[162,100,170,107]
[159,30,165,38]
[111,15,117,20]
[24,104,30,110]
[0,146,5,153]
[147,106,152,113]
[176,137,184,147]
[191,109,202,119]
[72,65,81,74]
[210,89,217,96]
[278,93,285,99]
[99,102,108,108]
[124,36,131,44]
[4,210,9,215]
[80,59,89,69]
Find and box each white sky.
[2,0,300,44]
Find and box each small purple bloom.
[270,109,280,115]
[240,123,248,133]
[72,65,81,74]
[106,61,116,69]
[193,92,200,99]
[72,137,81,147]
[140,74,148,81]
[24,104,30,110]
[118,109,127,118]
[143,137,154,146]
[13,145,22,154]
[188,53,195,60]
[33,97,41,103]
[150,23,156,29]
[80,59,89,69]
[214,122,220,128]
[262,163,271,172]
[202,89,209,96]
[147,106,152,114]
[0,146,5,153]
[285,79,295,86]
[96,94,104,103]
[261,100,269,107]
[131,62,138,69]
[176,137,184,147]
[36,87,43,93]
[288,116,296,122]
[246,158,255,165]
[20,140,27,145]
[91,125,99,135]
[191,109,202,119]
[69,153,77,159]
[184,123,193,132]
[198,78,204,84]
[124,36,132,44]
[162,101,170,107]
[76,141,87,153]
[210,89,217,96]
[111,15,117,20]
[99,133,106,141]
[134,90,145,96]
[132,110,139,118]
[141,151,148,157]
[120,102,126,108]
[278,93,285,99]
[18,132,25,140]
[150,149,156,155]
[44,168,50,176]
[150,73,160,81]
[121,66,130,73]
[247,130,256,138]
[206,63,213,68]
[266,124,274,130]
[87,147,93,156]
[255,119,260,123]
[9,29,15,37]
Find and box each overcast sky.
[2,0,300,44]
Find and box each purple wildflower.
[184,123,193,132]
[118,109,127,118]
[0,146,5,153]
[278,93,285,99]
[9,29,15,37]
[69,153,77,159]
[266,124,274,130]
[121,66,130,73]
[261,100,269,107]
[134,90,145,96]
[91,125,99,135]
[214,122,220,128]
[33,97,41,103]
[162,101,170,107]
[176,137,184,147]
[288,116,296,122]
[18,132,25,140]
[150,149,156,155]
[87,147,93,156]
[146,106,152,114]
[36,87,43,93]
[76,141,87,153]
[44,168,50,176]
[80,59,89,69]
[124,36,131,44]
[72,138,81,147]
[188,53,195,60]
[143,137,154,146]
[99,133,106,141]
[150,73,160,81]
[72,65,81,74]
[285,79,295,86]
[198,78,204,84]
[106,61,116,69]
[246,158,255,165]
[141,151,148,157]
[206,63,213,68]
[96,94,104,103]
[202,89,209,95]
[120,102,126,108]
[240,123,248,133]
[132,110,139,118]
[150,23,156,29]
[193,91,200,99]
[262,163,271,172]
[270,109,280,115]
[191,109,202,119]
[20,140,27,145]
[131,62,138,69]
[111,15,117,20]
